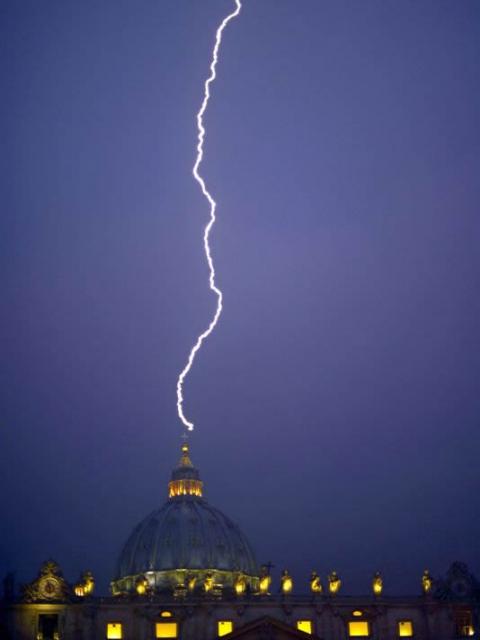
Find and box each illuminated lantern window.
[297,620,313,634]
[218,621,234,637]
[155,622,178,638]
[398,621,414,637]
[106,623,123,639]
[349,621,370,637]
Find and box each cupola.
[168,440,203,498]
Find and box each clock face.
[39,577,60,599]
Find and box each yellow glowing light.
[83,573,94,594]
[155,622,178,638]
[74,585,85,597]
[422,570,432,594]
[234,575,246,595]
[259,574,271,595]
[168,479,203,498]
[135,576,148,595]
[372,573,383,596]
[107,623,123,639]
[161,612,173,618]
[310,572,322,593]
[398,621,413,637]
[297,620,313,634]
[204,574,214,592]
[282,577,293,593]
[352,611,363,617]
[218,621,234,637]
[328,571,341,595]
[281,569,293,594]
[349,621,369,637]
[455,611,474,637]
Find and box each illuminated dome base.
[111,442,259,596]
[112,568,258,597]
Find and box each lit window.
[106,623,123,639]
[218,620,234,637]
[352,611,363,617]
[455,611,474,637]
[349,621,370,637]
[160,611,172,618]
[155,622,178,638]
[398,621,413,637]
[297,620,313,634]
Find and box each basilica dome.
[111,441,259,595]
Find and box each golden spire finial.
[179,433,193,467]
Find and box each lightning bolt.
[176,0,242,432]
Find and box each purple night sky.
[1,1,479,595]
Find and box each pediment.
[210,615,322,640]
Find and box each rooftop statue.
[328,570,341,595]
[422,569,432,594]
[372,572,383,596]
[281,569,293,594]
[310,571,322,593]
[259,565,272,595]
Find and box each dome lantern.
[168,439,203,498]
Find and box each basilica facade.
[1,443,479,640]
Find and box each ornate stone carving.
[434,562,479,601]
[21,560,71,603]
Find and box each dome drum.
[112,568,259,597]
